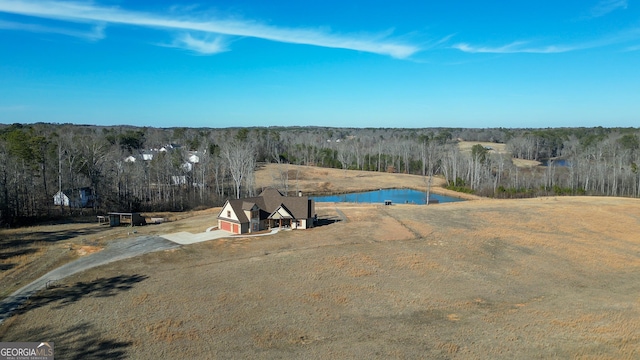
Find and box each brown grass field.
[0,208,221,301]
[255,163,481,199]
[1,165,639,359]
[458,141,541,168]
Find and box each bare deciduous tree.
[222,140,256,199]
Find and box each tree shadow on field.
[0,248,39,274]
[315,215,342,227]
[0,247,39,260]
[2,322,132,359]
[11,274,148,316]
[0,263,16,270]
[0,227,111,250]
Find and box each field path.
[334,208,349,223]
[0,235,179,325]
[380,207,422,239]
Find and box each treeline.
[1,123,639,225]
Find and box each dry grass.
[0,207,221,299]
[458,141,508,154]
[512,158,542,167]
[4,195,639,358]
[1,166,639,359]
[255,163,480,200]
[458,140,543,168]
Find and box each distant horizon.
[1,0,639,128]
[2,121,638,132]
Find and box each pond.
[312,188,464,205]
[540,158,571,167]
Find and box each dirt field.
[1,167,639,359]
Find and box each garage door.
[233,224,239,234]
[220,221,231,232]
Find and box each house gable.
[53,191,70,206]
[53,187,94,208]
[242,202,260,221]
[269,204,294,220]
[218,201,242,223]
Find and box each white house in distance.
[188,152,200,164]
[53,187,95,208]
[141,151,155,161]
[217,188,316,234]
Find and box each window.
[227,210,231,217]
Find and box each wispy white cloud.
[169,33,229,55]
[0,19,104,40]
[453,27,640,54]
[589,0,628,18]
[0,0,419,58]
[432,33,456,47]
[452,41,576,54]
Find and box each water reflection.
[312,188,464,204]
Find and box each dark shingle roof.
[242,201,256,211]
[221,188,313,223]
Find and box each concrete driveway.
[160,229,231,245]
[161,228,281,245]
[0,228,281,324]
[0,235,178,324]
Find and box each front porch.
[268,218,292,229]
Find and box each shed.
[108,212,146,227]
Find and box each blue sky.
[0,0,639,128]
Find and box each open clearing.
[1,166,639,359]
[458,141,509,154]
[255,163,480,199]
[458,141,541,168]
